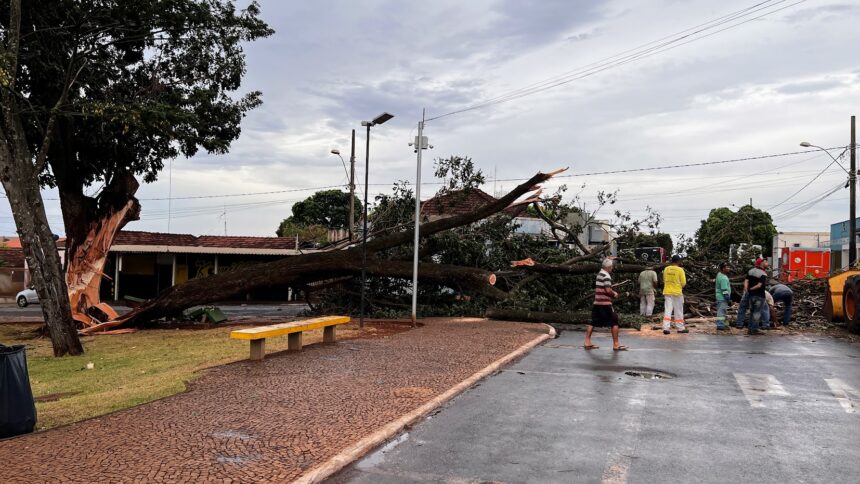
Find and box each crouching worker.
[584,258,628,351]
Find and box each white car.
[16,288,38,308]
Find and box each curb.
[293,323,555,484]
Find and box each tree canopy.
[0,0,272,355]
[280,189,361,231]
[1,0,273,242]
[694,205,777,256]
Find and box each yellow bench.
[230,316,351,360]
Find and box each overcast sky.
[6,0,860,241]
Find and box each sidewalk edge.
[293,323,554,484]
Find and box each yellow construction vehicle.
[824,270,860,333]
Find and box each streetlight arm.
[804,143,850,174]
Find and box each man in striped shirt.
[584,258,627,351]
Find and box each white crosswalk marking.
[733,373,790,408]
[825,378,860,414]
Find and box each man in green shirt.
[638,266,658,316]
[715,262,732,330]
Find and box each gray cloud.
[6,0,860,239]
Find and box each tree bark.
[62,172,140,324]
[0,0,82,356]
[82,256,501,331]
[84,170,562,330]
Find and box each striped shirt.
[594,269,614,306]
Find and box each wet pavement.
[335,329,860,483]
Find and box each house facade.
[102,231,309,302]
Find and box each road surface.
[335,328,860,483]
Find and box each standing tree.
[282,189,362,230]
[694,205,777,257]
[0,0,272,355]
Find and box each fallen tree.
[81,170,560,331]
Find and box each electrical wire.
[765,148,848,211]
[426,0,804,122]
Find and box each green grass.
[0,324,345,430]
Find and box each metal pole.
[850,115,857,267]
[410,112,425,326]
[349,129,356,241]
[360,123,371,327]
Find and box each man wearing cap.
[662,255,688,334]
[746,257,769,335]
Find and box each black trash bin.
[0,344,37,438]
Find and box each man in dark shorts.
[584,258,627,351]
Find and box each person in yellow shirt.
[662,254,688,334]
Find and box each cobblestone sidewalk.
[0,318,547,483]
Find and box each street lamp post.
[359,112,394,327]
[801,116,858,267]
[331,130,357,241]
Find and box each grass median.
[0,323,368,430]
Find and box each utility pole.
[850,115,857,266]
[348,129,356,241]
[410,110,429,327]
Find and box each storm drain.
[624,370,675,380]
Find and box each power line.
[766,147,849,211]
[426,0,804,122]
[487,147,844,184]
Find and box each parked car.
[16,288,38,308]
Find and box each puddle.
[356,432,410,469]
[625,370,675,380]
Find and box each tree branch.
[366,169,565,253]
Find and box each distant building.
[830,219,860,271]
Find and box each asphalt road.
[335,328,860,484]
[0,303,308,321]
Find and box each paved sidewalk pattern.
[0,318,546,483]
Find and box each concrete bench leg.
[324,325,336,343]
[250,339,266,361]
[288,332,303,351]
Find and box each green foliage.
[275,220,328,245]
[283,189,361,230]
[1,1,273,188]
[694,205,777,257]
[369,181,415,238]
[306,154,667,318]
[434,155,485,193]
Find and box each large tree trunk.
[0,0,82,356]
[0,175,82,356]
[61,172,141,326]
[81,170,560,331]
[81,256,501,332]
